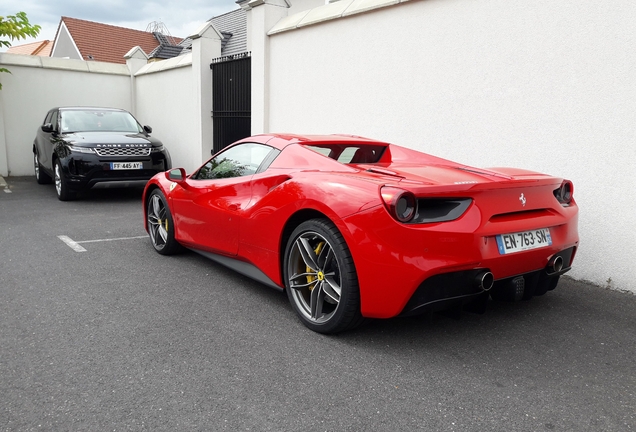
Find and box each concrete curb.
[0,176,7,188]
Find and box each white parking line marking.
[77,235,147,244]
[58,235,87,252]
[58,235,147,252]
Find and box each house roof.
[54,16,163,64]
[6,40,52,56]
[210,8,247,57]
[148,32,187,59]
[179,8,247,58]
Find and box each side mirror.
[143,125,152,134]
[165,168,187,183]
[41,123,54,133]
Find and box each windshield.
[59,109,142,133]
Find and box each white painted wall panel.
[134,67,201,173]
[266,0,636,292]
[0,56,130,176]
[0,54,204,179]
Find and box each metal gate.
[210,52,251,154]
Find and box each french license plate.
[496,228,552,255]
[110,162,143,170]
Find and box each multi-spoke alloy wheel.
[34,152,51,184]
[146,189,182,255]
[285,219,363,334]
[54,160,75,201]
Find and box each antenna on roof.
[145,21,177,45]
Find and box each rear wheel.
[34,152,51,184]
[284,219,364,334]
[146,189,183,255]
[54,160,76,201]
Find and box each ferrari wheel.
[34,152,51,184]
[284,219,363,334]
[146,189,183,255]
[54,160,76,201]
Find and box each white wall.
[134,59,201,172]
[264,0,636,292]
[0,54,130,176]
[0,46,215,177]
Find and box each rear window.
[306,144,386,164]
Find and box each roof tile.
[7,40,52,56]
[60,16,161,64]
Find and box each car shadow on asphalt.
[71,186,145,202]
[2,176,146,203]
[174,247,635,348]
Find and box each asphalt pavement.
[1,176,635,431]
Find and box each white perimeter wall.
[0,52,210,178]
[134,63,201,172]
[0,54,131,176]
[266,0,636,292]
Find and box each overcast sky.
[1,0,238,48]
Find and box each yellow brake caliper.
[156,218,168,231]
[306,242,325,291]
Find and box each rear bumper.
[399,246,575,316]
[341,202,579,319]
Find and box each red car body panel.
[143,134,579,319]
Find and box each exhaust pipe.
[475,271,494,291]
[548,255,564,274]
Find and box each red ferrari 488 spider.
[143,134,579,333]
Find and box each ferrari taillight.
[381,187,417,223]
[554,180,574,206]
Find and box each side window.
[50,111,59,132]
[43,111,53,125]
[194,143,274,180]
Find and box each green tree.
[0,11,41,89]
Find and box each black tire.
[284,218,364,334]
[146,189,184,255]
[34,152,51,184]
[54,159,76,201]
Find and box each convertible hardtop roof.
[248,133,390,150]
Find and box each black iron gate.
[210,52,251,154]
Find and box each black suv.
[33,107,172,200]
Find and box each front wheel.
[146,189,183,255]
[34,152,51,184]
[284,219,364,334]
[54,160,76,201]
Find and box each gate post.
[189,22,223,165]
[124,46,149,117]
[240,0,289,135]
